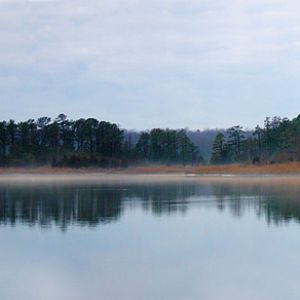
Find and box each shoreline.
[2,162,300,175]
[2,171,300,185]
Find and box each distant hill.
[124,128,252,162]
[123,129,223,162]
[187,130,223,162]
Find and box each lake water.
[1,178,300,300]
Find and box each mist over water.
[1,180,300,300]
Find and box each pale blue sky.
[0,0,300,129]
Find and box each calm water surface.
[1,179,300,300]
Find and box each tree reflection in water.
[1,182,300,229]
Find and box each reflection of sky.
[1,1,300,129]
[1,204,300,300]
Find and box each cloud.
[0,0,300,128]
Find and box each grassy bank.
[193,162,300,174]
[1,162,300,175]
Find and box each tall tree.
[227,126,245,161]
[211,133,228,164]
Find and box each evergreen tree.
[211,133,228,164]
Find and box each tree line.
[211,115,300,164]
[0,114,203,167]
[2,113,299,167]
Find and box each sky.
[0,0,300,130]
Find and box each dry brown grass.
[120,165,189,174]
[1,162,300,175]
[115,162,300,174]
[192,162,300,174]
[125,162,300,174]
[0,165,189,175]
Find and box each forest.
[211,115,300,164]
[0,114,201,167]
[1,114,300,167]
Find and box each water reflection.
[212,183,300,225]
[1,181,300,229]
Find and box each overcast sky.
[0,0,299,129]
